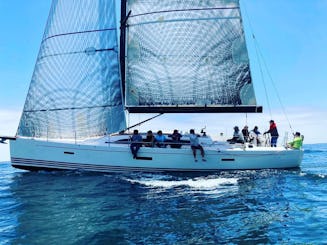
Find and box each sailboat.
[1,0,303,172]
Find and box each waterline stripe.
[11,157,218,173]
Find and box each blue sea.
[1,144,326,244]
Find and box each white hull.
[9,137,303,173]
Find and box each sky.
[1,0,327,161]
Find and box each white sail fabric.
[18,0,126,139]
[125,0,258,112]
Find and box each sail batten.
[130,6,240,18]
[128,16,241,27]
[42,27,117,42]
[124,0,260,113]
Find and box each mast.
[120,0,127,99]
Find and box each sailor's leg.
[130,144,137,158]
[191,146,197,160]
[271,137,278,147]
[199,145,205,158]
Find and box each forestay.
[124,0,261,113]
[18,0,126,139]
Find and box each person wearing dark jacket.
[130,129,143,158]
[169,129,182,148]
[264,120,279,147]
[242,125,250,142]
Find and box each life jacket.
[269,123,279,137]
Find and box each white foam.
[127,177,238,190]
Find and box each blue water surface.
[0,144,326,244]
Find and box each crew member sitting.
[249,126,262,146]
[130,129,143,159]
[168,129,182,148]
[287,132,303,149]
[189,129,206,162]
[155,130,167,148]
[227,126,245,144]
[144,130,155,147]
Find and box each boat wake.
[128,177,237,188]
[124,175,239,197]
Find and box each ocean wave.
[299,171,326,179]
[304,149,327,154]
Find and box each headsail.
[18,0,126,139]
[124,0,262,113]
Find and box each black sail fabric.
[18,0,126,139]
[125,0,260,113]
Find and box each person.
[287,132,303,149]
[144,130,155,147]
[249,126,262,146]
[130,129,143,159]
[264,120,279,147]
[189,129,206,162]
[227,126,245,144]
[242,125,250,142]
[155,130,167,148]
[168,129,182,148]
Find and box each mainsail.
[124,0,261,113]
[18,0,126,139]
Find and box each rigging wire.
[241,1,294,133]
[253,37,272,119]
[241,1,271,118]
[121,113,164,133]
[256,48,294,133]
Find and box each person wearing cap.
[227,126,245,144]
[264,120,279,147]
[287,132,303,149]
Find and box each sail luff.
[16,1,58,138]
